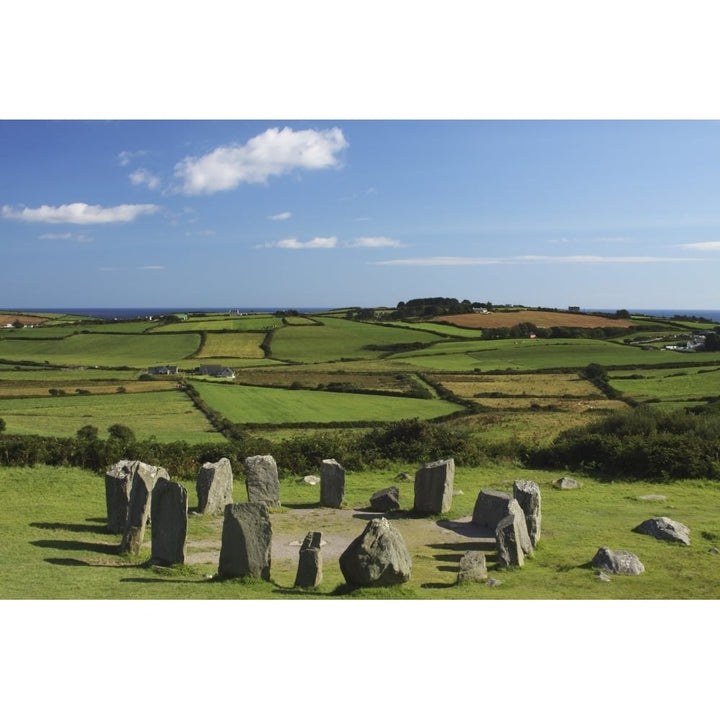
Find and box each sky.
[3,119,720,311]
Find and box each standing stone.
[457,551,488,583]
[496,512,526,568]
[339,518,412,587]
[513,480,542,546]
[150,477,188,566]
[218,502,272,580]
[633,517,691,545]
[472,489,513,530]
[369,486,400,512]
[119,463,168,555]
[413,458,454,515]
[243,455,280,507]
[105,459,138,533]
[320,459,345,509]
[197,457,233,514]
[294,531,323,588]
[591,547,645,575]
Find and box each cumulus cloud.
[129,168,161,190]
[173,127,348,195]
[260,236,338,249]
[371,254,706,266]
[268,211,292,220]
[346,236,405,248]
[2,202,160,224]
[678,241,720,250]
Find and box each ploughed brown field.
[435,310,635,330]
[0,314,47,326]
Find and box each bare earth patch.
[436,310,634,330]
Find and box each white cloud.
[118,150,147,166]
[678,241,720,250]
[260,236,338,249]
[129,168,161,190]
[39,232,93,243]
[173,126,348,195]
[138,265,165,271]
[371,254,708,266]
[268,211,292,221]
[2,202,160,224]
[3,202,159,224]
[346,236,405,248]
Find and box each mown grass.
[0,389,224,442]
[196,332,266,359]
[609,366,720,404]
[3,463,719,599]
[0,333,201,367]
[149,314,283,333]
[191,381,462,425]
[269,317,442,363]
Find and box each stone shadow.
[30,521,108,534]
[30,538,118,555]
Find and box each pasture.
[2,463,720,599]
[0,389,223,442]
[190,380,462,425]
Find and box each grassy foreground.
[3,463,719,599]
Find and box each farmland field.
[0,389,223,442]
[0,332,201,367]
[195,332,266,359]
[269,317,443,363]
[149,314,283,333]
[190,380,462,425]
[440,309,635,330]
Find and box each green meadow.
[1,307,720,600]
[2,463,719,599]
[190,380,461,425]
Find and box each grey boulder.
[591,547,645,575]
[339,518,411,587]
[633,517,690,545]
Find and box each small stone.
[553,476,580,490]
[591,547,644,575]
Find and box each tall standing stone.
[513,480,542,546]
[218,502,272,580]
[471,489,512,530]
[496,512,526,568]
[244,455,281,507]
[118,463,168,555]
[339,518,412,587]
[413,458,454,514]
[294,531,323,588]
[320,459,345,509]
[150,477,188,566]
[105,459,138,533]
[197,457,234,514]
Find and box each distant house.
[147,365,179,375]
[195,364,235,379]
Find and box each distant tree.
[12,319,24,329]
[615,309,631,319]
[0,418,6,433]
[107,424,135,443]
[703,332,720,351]
[76,425,99,441]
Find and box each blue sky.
[3,119,720,310]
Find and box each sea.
[12,307,333,320]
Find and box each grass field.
[149,314,284,333]
[0,389,223,442]
[269,317,443,363]
[196,332,266,359]
[191,380,462,425]
[609,366,720,405]
[0,332,201,367]
[2,462,719,599]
